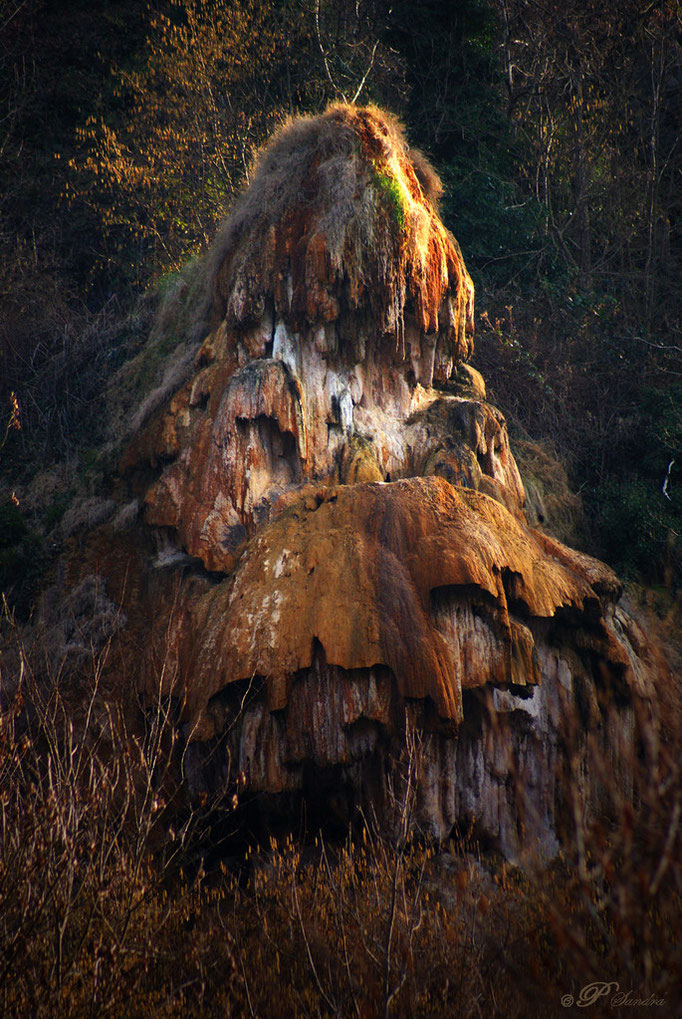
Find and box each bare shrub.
[1,294,149,464]
[535,688,682,1010]
[216,682,681,1017]
[0,604,246,1017]
[1,596,679,1017]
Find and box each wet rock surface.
[69,104,664,860]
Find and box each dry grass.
[208,102,442,284]
[205,102,455,346]
[106,255,210,444]
[59,497,116,538]
[0,602,245,1017]
[0,602,680,1017]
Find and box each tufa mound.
[56,104,668,861]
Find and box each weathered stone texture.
[71,104,666,859]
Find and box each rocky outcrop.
[74,104,662,860]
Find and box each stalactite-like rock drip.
[174,477,620,729]
[97,104,666,860]
[162,475,655,860]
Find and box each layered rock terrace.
[68,104,660,859]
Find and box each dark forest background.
[1,0,681,611]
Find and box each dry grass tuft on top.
[206,103,474,360]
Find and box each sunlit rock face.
[101,105,659,860]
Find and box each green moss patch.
[370,159,407,232]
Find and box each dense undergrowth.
[1,605,680,1018]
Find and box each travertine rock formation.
[77,105,661,859]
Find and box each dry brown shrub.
[218,690,681,1018]
[1,598,680,1017]
[0,604,246,1017]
